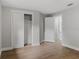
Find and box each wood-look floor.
[1,42,79,59]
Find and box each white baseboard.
[62,44,79,51]
[32,43,40,46]
[44,40,55,42]
[2,47,13,51]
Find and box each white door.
[45,17,55,42]
[11,12,24,48]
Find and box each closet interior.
[24,14,32,46]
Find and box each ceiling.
[1,0,79,14]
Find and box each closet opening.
[24,14,32,46]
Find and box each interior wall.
[11,12,24,48]
[32,12,40,45]
[54,15,63,41]
[2,7,12,49]
[0,2,2,53]
[62,5,79,48]
[2,7,45,50]
[40,14,45,43]
[32,12,44,45]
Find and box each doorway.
[24,14,32,46]
[44,15,63,44]
[44,17,55,42]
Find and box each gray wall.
[40,14,45,43]
[0,2,2,52]
[2,7,12,49]
[32,12,41,45]
[2,7,45,50]
[62,5,79,48]
[11,11,24,48]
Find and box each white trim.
[62,44,79,51]
[2,47,13,51]
[32,43,40,46]
[44,40,55,42]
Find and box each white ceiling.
[1,0,79,14]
